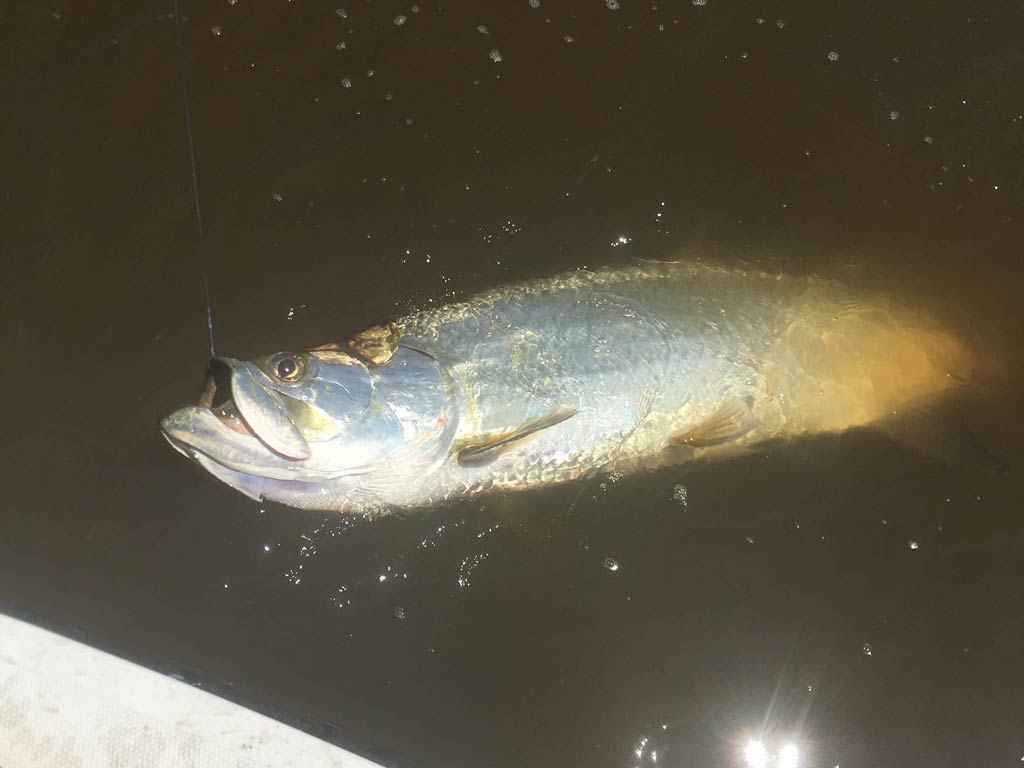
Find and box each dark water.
[3,1,1023,766]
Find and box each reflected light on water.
[744,740,768,768]
[742,739,800,768]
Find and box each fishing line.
[172,0,216,358]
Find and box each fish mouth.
[160,357,310,470]
[198,359,255,438]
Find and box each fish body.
[162,261,973,513]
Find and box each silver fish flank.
[161,261,976,513]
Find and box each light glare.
[779,743,800,768]
[744,740,768,768]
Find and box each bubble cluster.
[671,484,688,506]
[457,553,489,587]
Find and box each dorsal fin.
[456,407,578,466]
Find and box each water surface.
[2,1,1022,766]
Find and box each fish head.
[161,345,451,507]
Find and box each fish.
[161,260,978,513]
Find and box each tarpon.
[161,261,976,513]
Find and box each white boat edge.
[0,612,389,768]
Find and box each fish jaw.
[160,405,312,480]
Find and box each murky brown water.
[3,1,1023,766]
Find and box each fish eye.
[270,353,304,382]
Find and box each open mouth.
[199,359,254,437]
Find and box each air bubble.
[862,642,873,656]
[272,192,283,202]
[606,0,620,9]
[908,540,919,550]
[394,14,407,25]
[672,484,688,506]
[603,557,620,571]
[890,110,900,120]
[341,77,352,88]
[489,48,502,62]
[211,25,223,36]
[827,51,839,61]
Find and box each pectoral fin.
[457,407,578,466]
[670,399,757,448]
